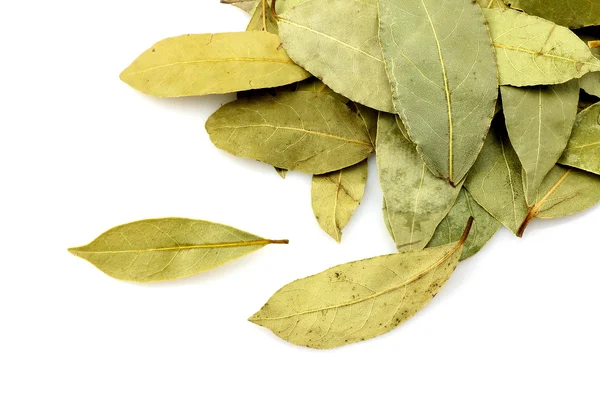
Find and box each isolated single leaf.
[484,9,600,86]
[247,0,278,33]
[221,0,259,13]
[518,166,600,236]
[502,0,600,29]
[250,220,473,349]
[278,0,394,112]
[69,218,288,282]
[476,0,508,9]
[465,118,528,235]
[206,91,373,174]
[311,160,368,243]
[377,113,462,251]
[428,189,501,260]
[379,0,498,185]
[501,80,580,205]
[559,102,600,175]
[120,32,309,97]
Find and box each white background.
[1,1,599,399]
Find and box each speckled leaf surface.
[311,160,368,242]
[69,218,287,282]
[278,0,394,112]
[120,32,309,97]
[559,102,600,175]
[502,0,600,29]
[501,80,580,205]
[379,0,498,185]
[465,119,528,235]
[484,9,600,86]
[206,91,373,174]
[377,113,462,251]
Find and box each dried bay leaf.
[353,104,378,147]
[559,102,600,175]
[476,0,508,9]
[428,189,501,260]
[501,80,580,205]
[249,219,473,349]
[518,166,600,236]
[278,0,395,112]
[120,32,309,98]
[379,0,498,185]
[464,118,528,235]
[377,113,462,251]
[221,0,260,13]
[247,0,278,34]
[579,32,600,98]
[502,0,600,29]
[69,218,288,282]
[483,9,600,87]
[311,160,368,243]
[205,91,373,174]
[295,77,349,105]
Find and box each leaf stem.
[459,217,474,246]
[270,0,279,19]
[589,40,600,49]
[262,0,267,31]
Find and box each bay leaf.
[120,32,309,97]
[395,114,411,142]
[69,218,288,282]
[278,0,394,112]
[559,102,600,175]
[428,189,501,260]
[247,0,278,34]
[518,166,600,236]
[483,9,600,86]
[221,0,260,13]
[502,0,600,29]
[464,117,528,235]
[205,91,373,174]
[311,160,368,243]
[249,219,473,349]
[275,167,288,178]
[379,0,498,185]
[295,77,349,105]
[501,80,580,205]
[579,32,600,98]
[377,113,462,251]
[349,103,379,147]
[476,0,508,9]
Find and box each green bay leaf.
[120,32,309,97]
[484,9,600,86]
[502,0,600,29]
[278,0,394,112]
[377,113,462,251]
[559,102,600,175]
[379,0,498,185]
[69,218,288,282]
[249,220,472,349]
[206,91,373,174]
[501,80,580,205]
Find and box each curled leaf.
[559,102,600,175]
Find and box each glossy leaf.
[311,160,368,243]
[502,0,600,29]
[518,166,600,236]
[465,118,528,235]
[559,102,600,175]
[69,218,288,282]
[428,189,501,260]
[206,91,373,174]
[278,0,394,112]
[377,113,462,251]
[379,0,498,185]
[484,9,600,86]
[120,32,309,97]
[501,80,580,205]
[249,220,473,349]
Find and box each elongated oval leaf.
[120,32,309,97]
[560,102,600,175]
[68,218,288,282]
[377,113,462,251]
[249,220,473,349]
[379,0,498,184]
[206,91,373,174]
[465,118,528,235]
[484,9,600,87]
[278,0,394,112]
[518,166,600,236]
[502,0,600,29]
[428,189,501,260]
[501,80,580,205]
[311,160,368,243]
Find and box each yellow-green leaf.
[247,0,278,33]
[69,218,288,282]
[502,0,600,29]
[205,91,373,174]
[559,102,600,175]
[579,32,600,98]
[120,32,309,97]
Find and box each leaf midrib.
[123,58,297,76]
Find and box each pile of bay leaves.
[69,0,600,349]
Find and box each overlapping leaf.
[579,32,600,98]
[559,102,600,175]
[502,0,600,29]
